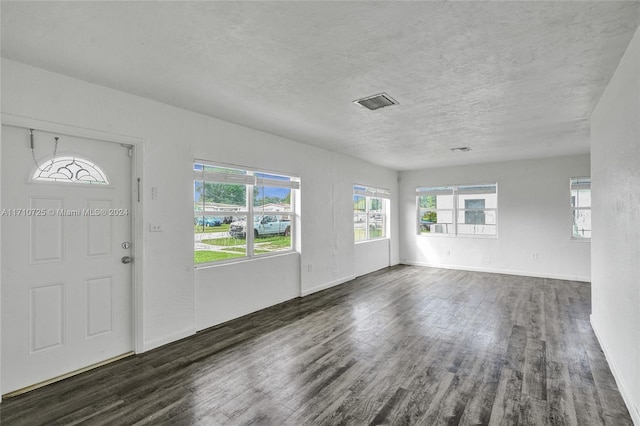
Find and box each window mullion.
[418,183,496,237]
[365,196,370,240]
[453,189,458,236]
[247,183,254,257]
[195,162,297,265]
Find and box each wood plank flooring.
[0,266,632,425]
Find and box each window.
[194,161,299,266]
[417,183,497,236]
[571,177,591,239]
[33,156,109,184]
[354,185,390,242]
[464,199,485,224]
[417,186,454,235]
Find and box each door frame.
[0,114,145,383]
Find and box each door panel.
[30,283,65,353]
[1,125,133,394]
[29,197,64,263]
[85,199,113,257]
[85,276,113,338]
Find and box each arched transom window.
[33,156,109,184]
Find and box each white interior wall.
[590,26,640,425]
[194,117,399,329]
[354,239,391,278]
[0,57,3,401]
[399,155,591,281]
[5,40,636,419]
[0,60,399,364]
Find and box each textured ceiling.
[2,1,639,170]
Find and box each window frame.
[194,160,299,267]
[416,183,498,238]
[416,186,455,236]
[354,185,390,243]
[464,199,486,225]
[31,154,110,185]
[570,177,591,241]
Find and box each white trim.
[196,171,255,185]
[570,237,591,243]
[1,113,141,146]
[416,187,453,196]
[354,184,390,242]
[301,275,356,297]
[256,176,300,190]
[570,176,591,191]
[194,159,298,265]
[195,251,299,272]
[354,183,391,199]
[570,177,591,240]
[591,316,640,425]
[194,158,301,180]
[1,114,146,356]
[456,184,497,195]
[131,143,145,355]
[401,261,591,283]
[355,237,390,245]
[416,183,498,238]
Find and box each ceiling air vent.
[353,93,398,111]
[450,147,471,152]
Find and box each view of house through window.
[194,161,299,265]
[417,184,497,236]
[571,177,591,239]
[417,186,454,235]
[354,185,390,242]
[464,199,485,224]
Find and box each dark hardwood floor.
[0,266,632,425]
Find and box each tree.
[419,195,436,209]
[199,182,247,206]
[419,195,437,222]
[353,195,366,211]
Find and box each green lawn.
[254,235,291,250]
[194,224,230,234]
[202,235,290,249]
[194,250,245,263]
[195,234,291,264]
[201,237,246,247]
[221,247,247,254]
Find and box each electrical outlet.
[532,252,538,260]
[149,223,163,232]
[307,264,312,272]
[151,187,158,200]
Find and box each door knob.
[121,256,133,264]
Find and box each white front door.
[1,125,133,394]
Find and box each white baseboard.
[301,275,356,297]
[141,327,196,353]
[591,316,640,425]
[401,260,590,283]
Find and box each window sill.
[417,233,498,239]
[355,237,389,245]
[194,250,298,270]
[571,237,591,243]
